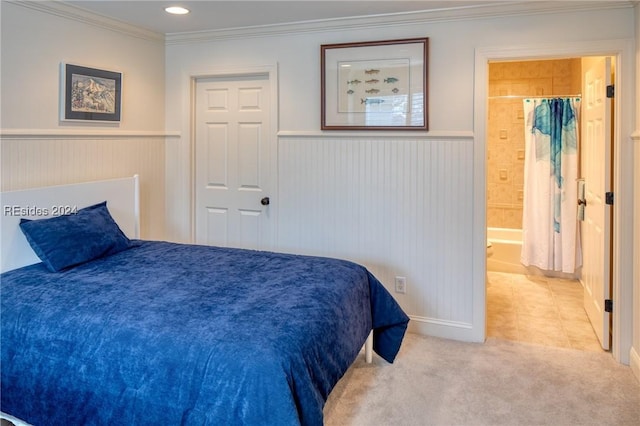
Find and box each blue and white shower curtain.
[521,97,582,273]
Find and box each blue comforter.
[1,241,408,425]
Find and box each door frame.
[189,65,279,249]
[473,39,634,364]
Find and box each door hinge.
[605,299,613,313]
[606,85,614,98]
[605,192,614,205]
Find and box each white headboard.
[1,175,140,273]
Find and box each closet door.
[194,74,273,250]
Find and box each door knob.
[261,197,270,206]
[578,199,587,206]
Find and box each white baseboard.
[407,315,482,342]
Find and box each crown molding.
[165,1,633,45]
[6,0,165,43]
[8,1,632,46]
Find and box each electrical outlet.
[395,276,407,294]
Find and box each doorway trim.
[473,39,634,364]
[188,64,279,247]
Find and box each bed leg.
[364,331,373,363]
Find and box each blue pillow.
[19,201,134,272]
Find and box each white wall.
[0,1,167,239]
[631,2,640,382]
[165,5,636,346]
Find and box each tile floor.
[486,271,604,352]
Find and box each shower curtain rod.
[488,94,581,99]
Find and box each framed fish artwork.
[321,38,428,130]
[60,63,122,122]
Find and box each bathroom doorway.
[485,57,614,353]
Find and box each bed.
[0,176,409,425]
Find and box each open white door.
[195,74,273,250]
[580,57,612,350]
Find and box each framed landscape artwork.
[60,63,122,122]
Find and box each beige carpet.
[324,333,640,426]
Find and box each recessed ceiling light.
[165,6,190,15]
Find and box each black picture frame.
[61,63,122,122]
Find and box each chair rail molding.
[0,129,180,140]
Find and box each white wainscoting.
[277,133,476,339]
[0,133,167,240]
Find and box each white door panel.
[581,57,612,350]
[195,75,272,250]
[206,207,228,247]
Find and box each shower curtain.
[521,97,582,273]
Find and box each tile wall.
[487,59,582,229]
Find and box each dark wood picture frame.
[321,38,428,130]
